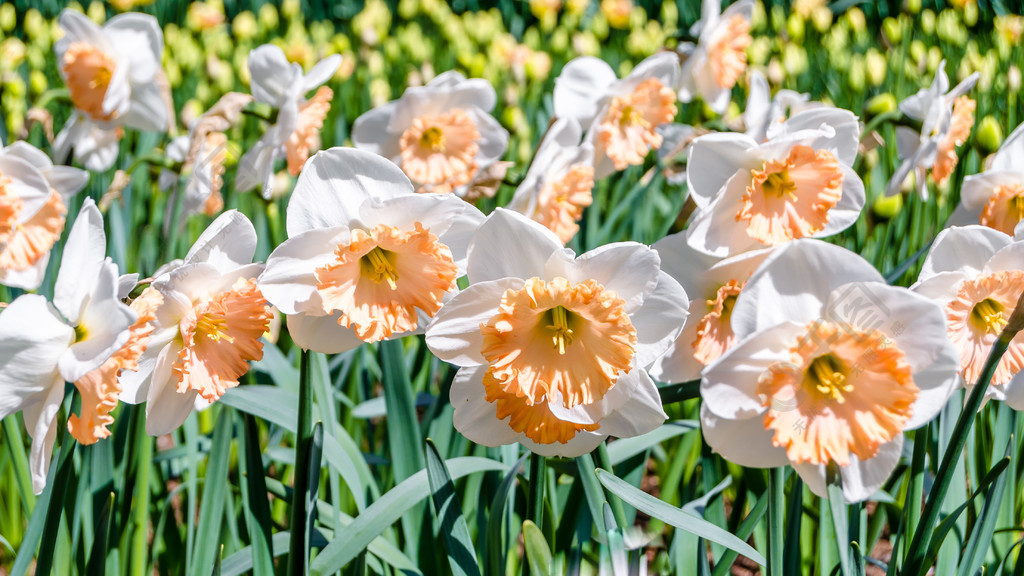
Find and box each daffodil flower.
[911,225,1024,405]
[259,147,483,353]
[53,9,168,171]
[701,239,958,502]
[235,44,341,199]
[950,122,1024,235]
[425,209,689,457]
[0,199,136,493]
[554,53,679,178]
[677,0,754,114]
[0,139,88,289]
[162,133,227,219]
[685,107,864,257]
[650,232,771,383]
[886,60,979,200]
[119,211,272,436]
[506,118,595,244]
[352,71,509,196]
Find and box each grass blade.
[288,349,315,576]
[192,409,234,576]
[240,413,274,576]
[425,439,481,576]
[826,463,851,576]
[522,520,552,576]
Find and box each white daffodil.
[685,107,864,257]
[554,52,679,178]
[744,70,814,143]
[259,147,483,354]
[506,118,595,244]
[119,211,272,436]
[949,121,1024,235]
[676,0,754,114]
[236,45,341,199]
[886,61,978,199]
[0,139,88,289]
[425,209,689,457]
[910,226,1024,405]
[650,232,771,383]
[701,239,958,502]
[162,133,227,219]
[352,71,509,196]
[0,199,136,493]
[54,9,168,171]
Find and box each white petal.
[772,107,860,166]
[54,198,105,323]
[248,44,294,105]
[286,147,413,237]
[959,171,1021,212]
[910,271,966,308]
[0,295,73,420]
[553,57,617,131]
[731,239,883,339]
[118,81,169,132]
[595,371,667,438]
[991,123,1024,172]
[260,226,349,315]
[449,365,520,447]
[817,165,865,237]
[302,54,342,92]
[626,52,680,91]
[466,209,562,284]
[904,336,959,430]
[0,252,49,290]
[145,342,197,436]
[793,435,903,503]
[700,403,789,468]
[104,12,162,84]
[425,278,523,367]
[466,108,510,166]
[59,261,136,382]
[649,299,706,383]
[184,210,257,270]
[683,172,760,257]
[350,101,402,158]
[519,431,606,458]
[0,155,51,217]
[57,10,112,59]
[562,242,661,311]
[286,313,365,354]
[652,231,722,298]
[983,240,1024,275]
[629,272,689,368]
[701,322,805,419]
[24,380,65,494]
[919,225,1010,281]
[686,132,758,209]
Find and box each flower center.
[314,223,458,342]
[979,182,1024,236]
[598,78,677,171]
[174,278,272,402]
[0,190,66,273]
[692,279,745,366]
[946,270,1024,386]
[707,14,752,89]
[285,86,333,176]
[74,323,89,343]
[399,109,481,193]
[933,95,976,186]
[62,42,118,122]
[737,145,844,246]
[757,320,917,466]
[480,277,637,409]
[535,163,595,244]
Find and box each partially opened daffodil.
[700,239,958,502]
[0,199,136,493]
[119,211,272,436]
[425,209,688,457]
[685,107,864,257]
[259,147,483,353]
[676,0,754,114]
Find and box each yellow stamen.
[74,323,89,343]
[399,109,481,193]
[196,314,235,343]
[804,354,852,403]
[970,297,1007,334]
[420,126,445,151]
[947,270,1024,386]
[545,305,576,355]
[762,170,798,200]
[360,247,399,290]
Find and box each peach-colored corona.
[692,279,745,366]
[285,86,333,176]
[399,109,481,193]
[0,191,67,272]
[63,42,118,122]
[979,182,1024,236]
[598,78,677,171]
[535,164,595,243]
[946,270,1024,387]
[707,15,752,90]
[933,96,976,185]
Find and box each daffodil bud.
[258,3,279,31]
[24,9,45,40]
[1010,65,1022,92]
[921,9,935,35]
[87,2,104,24]
[975,115,1003,155]
[905,0,922,14]
[0,3,15,32]
[873,190,903,218]
[848,54,866,92]
[29,70,47,95]
[233,11,257,40]
[964,1,978,26]
[845,7,866,35]
[883,17,902,44]
[787,13,805,43]
[865,93,898,118]
[281,0,300,20]
[811,6,832,32]
[866,49,887,87]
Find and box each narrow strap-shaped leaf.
[607,421,698,466]
[33,433,78,576]
[826,463,851,576]
[309,457,507,575]
[485,453,527,575]
[710,491,769,576]
[955,440,1013,576]
[425,439,481,576]
[86,492,114,576]
[596,469,766,566]
[767,467,785,576]
[575,453,607,534]
[192,409,234,576]
[523,520,553,576]
[240,413,274,576]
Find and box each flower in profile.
[649,233,770,383]
[951,121,1024,235]
[236,44,341,199]
[744,70,816,143]
[910,226,1024,405]
[554,53,679,178]
[886,61,978,200]
[0,139,88,289]
[425,209,689,456]
[259,147,483,353]
[701,240,958,502]
[0,199,136,492]
[53,9,169,171]
[119,211,272,436]
[685,107,864,257]
[162,132,227,219]
[352,71,509,196]
[676,0,754,114]
[507,118,595,244]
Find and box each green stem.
[130,423,153,576]
[527,453,546,529]
[288,349,314,576]
[768,467,786,576]
[904,425,928,560]
[595,442,628,530]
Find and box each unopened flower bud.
[976,116,1003,155]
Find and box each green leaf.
[595,469,766,567]
[240,413,274,576]
[575,453,607,534]
[33,433,78,576]
[425,439,481,576]
[607,421,698,466]
[86,492,114,576]
[191,409,234,576]
[309,457,508,575]
[956,441,1013,576]
[826,463,851,576]
[523,520,553,576]
[486,453,527,576]
[710,489,769,576]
